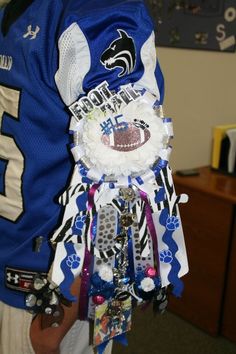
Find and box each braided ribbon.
[139,190,159,273]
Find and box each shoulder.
[59,0,152,37]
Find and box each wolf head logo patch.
[101,29,136,77]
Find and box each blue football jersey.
[0,0,164,309]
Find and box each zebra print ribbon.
[50,162,188,307]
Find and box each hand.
[30,276,81,354]
[30,315,61,354]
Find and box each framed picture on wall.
[146,0,236,52]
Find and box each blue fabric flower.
[89,272,115,300]
[135,270,161,300]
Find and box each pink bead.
[92,295,105,305]
[145,267,157,278]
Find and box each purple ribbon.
[78,248,92,320]
[88,183,100,211]
[79,184,99,320]
[140,190,159,274]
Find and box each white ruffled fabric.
[81,96,167,176]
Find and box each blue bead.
[121,277,130,284]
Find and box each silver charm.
[26,294,37,308]
[51,322,60,328]
[34,236,44,253]
[49,292,59,306]
[36,299,43,307]
[45,307,53,315]
[33,276,46,291]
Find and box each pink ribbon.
[140,190,159,274]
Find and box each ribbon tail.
[135,200,150,258]
[160,209,184,297]
[114,333,128,346]
[97,340,111,354]
[51,242,85,301]
[78,248,93,320]
[139,191,159,267]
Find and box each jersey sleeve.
[47,0,189,325]
[55,0,164,107]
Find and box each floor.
[112,308,236,354]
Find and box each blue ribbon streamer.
[91,213,97,243]
[59,243,77,301]
[128,228,135,282]
[114,333,128,346]
[160,208,184,297]
[76,192,88,211]
[163,117,172,123]
[135,176,144,185]
[152,159,168,177]
[82,176,93,184]
[153,99,160,108]
[128,176,132,187]
[97,340,110,354]
[155,186,165,204]
[99,174,105,184]
[97,334,128,354]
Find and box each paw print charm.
[159,249,173,264]
[166,216,180,231]
[66,254,81,269]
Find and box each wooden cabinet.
[221,210,236,341]
[168,166,236,340]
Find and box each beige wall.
[157,47,236,171]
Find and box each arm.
[31,1,164,353]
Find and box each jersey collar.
[1,0,34,36]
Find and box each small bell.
[120,213,135,228]
[119,188,136,202]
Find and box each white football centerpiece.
[81,94,168,176]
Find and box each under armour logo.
[23,25,40,40]
[7,272,19,284]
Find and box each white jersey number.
[0,85,24,222]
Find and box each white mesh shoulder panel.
[133,31,160,101]
[55,22,91,106]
